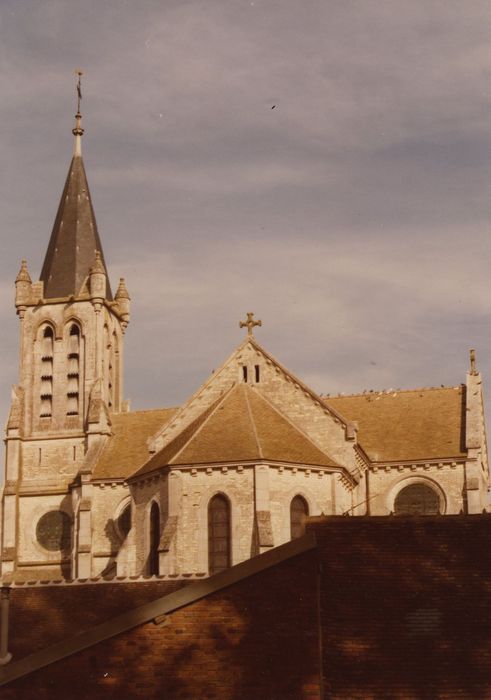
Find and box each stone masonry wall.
[367,463,466,515]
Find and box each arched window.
[66,324,80,416]
[290,495,309,539]
[208,495,231,575]
[149,502,160,575]
[40,326,54,418]
[394,483,440,515]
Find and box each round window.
[36,511,71,552]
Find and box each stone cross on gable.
[239,312,262,337]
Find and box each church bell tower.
[1,74,130,579]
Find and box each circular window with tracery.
[394,483,440,515]
[36,511,71,552]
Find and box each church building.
[1,98,489,585]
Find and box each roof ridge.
[248,385,341,468]
[168,384,239,466]
[243,385,264,459]
[324,385,463,399]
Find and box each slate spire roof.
[39,107,112,299]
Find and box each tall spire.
[39,71,112,300]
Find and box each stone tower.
[1,87,131,579]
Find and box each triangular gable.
[145,336,360,479]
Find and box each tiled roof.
[326,386,466,462]
[93,408,178,479]
[132,384,339,478]
[40,155,111,299]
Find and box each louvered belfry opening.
[149,502,160,576]
[66,325,80,416]
[290,495,309,540]
[40,326,54,418]
[394,483,440,515]
[208,495,231,575]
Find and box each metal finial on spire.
[76,69,83,114]
[239,312,262,337]
[470,348,478,375]
[72,69,84,154]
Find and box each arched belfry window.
[66,324,80,416]
[149,502,160,576]
[394,483,440,515]
[290,496,309,540]
[40,326,54,418]
[208,495,231,575]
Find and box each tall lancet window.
[66,324,80,416]
[149,502,160,576]
[40,326,54,418]
[208,495,231,575]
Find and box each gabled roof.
[132,383,340,479]
[326,386,466,462]
[148,335,351,453]
[93,408,178,480]
[40,155,111,299]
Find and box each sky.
[1,0,491,427]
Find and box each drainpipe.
[0,587,12,665]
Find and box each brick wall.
[8,579,187,660]
[2,551,321,700]
[313,515,491,699]
[4,515,491,699]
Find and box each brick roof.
[93,407,178,479]
[326,385,466,462]
[132,383,339,478]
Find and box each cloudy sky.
[1,0,491,426]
